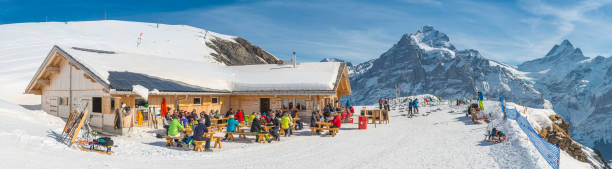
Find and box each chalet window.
[92,97,102,113]
[193,97,202,105]
[211,97,218,104]
[111,98,115,110]
[135,98,147,107]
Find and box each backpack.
[94,137,114,147]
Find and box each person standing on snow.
[408,99,413,116]
[478,91,484,111]
[413,99,419,114]
[379,98,383,110]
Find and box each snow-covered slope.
[0,94,601,168]
[0,20,280,105]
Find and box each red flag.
[161,98,168,117]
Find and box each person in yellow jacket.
[280,112,293,136]
[246,112,256,126]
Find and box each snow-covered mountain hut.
[24,45,351,134]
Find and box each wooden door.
[260,98,270,113]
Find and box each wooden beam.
[46,66,60,74]
[30,89,41,95]
[83,74,96,83]
[38,79,50,86]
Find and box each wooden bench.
[237,131,269,143]
[193,140,206,152]
[256,133,268,143]
[225,132,235,141]
[313,122,339,137]
[381,110,390,124]
[165,136,181,147]
[212,136,223,148]
[316,127,338,136]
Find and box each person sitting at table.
[310,111,321,135]
[224,114,240,141]
[269,112,280,141]
[168,114,185,147]
[246,112,255,126]
[280,112,293,137]
[251,114,266,141]
[189,116,198,129]
[329,112,342,130]
[236,110,245,123]
[292,110,303,130]
[225,108,233,118]
[180,114,189,128]
[323,104,331,121]
[193,118,212,152]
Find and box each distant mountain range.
[322,25,612,162]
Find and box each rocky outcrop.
[539,114,587,162]
[206,37,282,65]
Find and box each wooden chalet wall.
[40,53,110,128]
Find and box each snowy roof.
[28,45,346,95]
[229,62,343,92]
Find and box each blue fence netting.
[500,97,560,169]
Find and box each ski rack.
[61,102,89,147]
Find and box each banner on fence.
[501,99,560,169]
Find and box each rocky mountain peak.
[320,58,353,67]
[543,39,586,61]
[411,25,456,51]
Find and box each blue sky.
[2,0,612,65]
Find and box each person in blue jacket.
[413,99,419,113]
[224,114,240,141]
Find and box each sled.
[470,107,489,123]
[76,140,114,155]
[483,130,507,143]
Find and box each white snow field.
[0,96,594,169]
